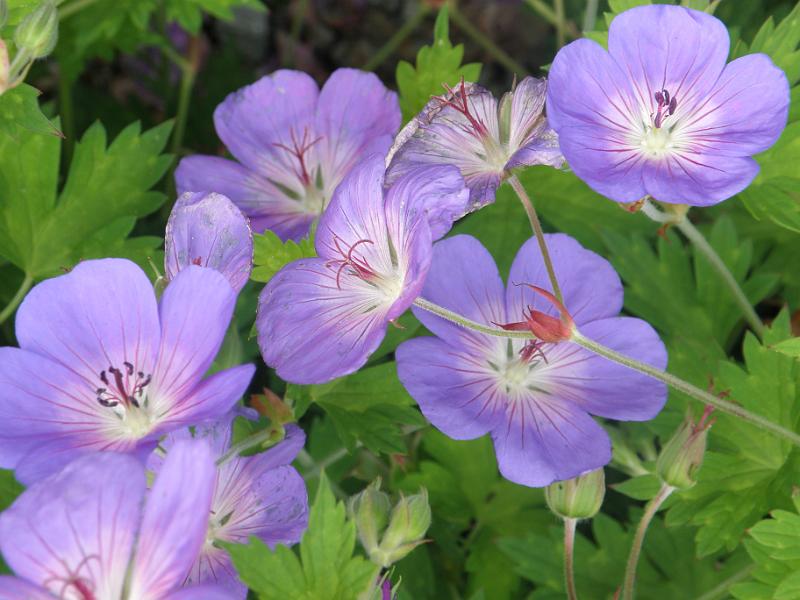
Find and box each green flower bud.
[14,0,58,59]
[656,406,714,490]
[0,40,8,94]
[545,468,605,519]
[373,488,431,567]
[347,478,391,556]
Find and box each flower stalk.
[564,517,579,600]
[621,483,674,600]
[412,297,800,448]
[641,199,765,339]
[0,273,33,326]
[507,174,564,303]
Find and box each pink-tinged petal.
[165,192,254,293]
[214,70,319,187]
[148,266,237,416]
[506,77,551,154]
[0,348,116,477]
[607,5,729,117]
[505,125,564,171]
[384,164,469,240]
[257,258,392,384]
[397,337,504,440]
[411,235,506,355]
[386,84,503,209]
[492,397,611,487]
[164,585,239,600]
[677,53,790,158]
[642,153,760,207]
[0,577,51,599]
[128,440,216,599]
[175,156,314,240]
[315,68,400,184]
[506,233,623,326]
[156,364,255,430]
[15,258,160,389]
[0,453,144,598]
[564,317,667,420]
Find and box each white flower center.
[640,126,674,158]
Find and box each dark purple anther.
[95,363,152,409]
[652,88,677,129]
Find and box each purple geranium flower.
[176,68,401,240]
[386,77,564,210]
[0,259,255,484]
[165,191,254,293]
[546,5,790,206]
[150,419,308,597]
[396,234,668,487]
[257,154,468,384]
[0,440,235,599]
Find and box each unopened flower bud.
[372,488,431,567]
[0,40,8,94]
[545,468,605,519]
[656,406,713,490]
[14,0,58,59]
[348,478,391,556]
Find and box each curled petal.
[166,191,254,293]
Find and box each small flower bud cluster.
[656,406,714,490]
[1,0,58,95]
[545,468,606,519]
[348,479,432,568]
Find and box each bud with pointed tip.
[0,39,8,94]
[348,478,391,557]
[373,488,431,567]
[545,468,605,519]
[656,406,714,490]
[14,0,58,59]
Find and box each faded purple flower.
[176,68,401,240]
[165,191,254,293]
[386,77,564,211]
[0,259,255,484]
[547,5,790,206]
[396,234,667,487]
[150,419,308,597]
[257,154,468,384]
[0,440,235,599]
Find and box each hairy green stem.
[564,517,579,600]
[363,4,430,71]
[641,200,765,340]
[582,0,599,32]
[572,331,800,447]
[448,4,530,76]
[412,297,532,339]
[412,297,800,448]
[553,0,566,48]
[216,427,284,466]
[622,484,674,600]
[58,0,101,20]
[525,0,559,26]
[507,175,564,304]
[695,564,756,600]
[0,274,33,326]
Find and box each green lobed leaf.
[226,472,376,600]
[773,337,800,358]
[666,313,800,556]
[251,229,316,283]
[395,6,481,123]
[0,84,62,139]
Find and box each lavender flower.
[546,5,790,206]
[150,419,308,597]
[0,440,235,599]
[385,77,564,210]
[0,259,254,484]
[176,68,401,240]
[165,191,254,293]
[257,154,468,384]
[396,234,667,487]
